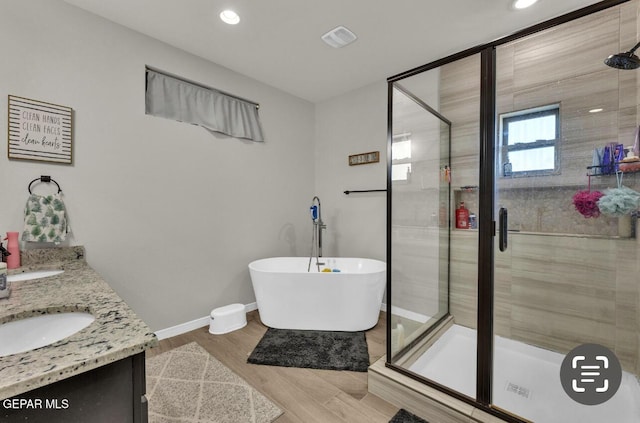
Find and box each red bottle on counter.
[455,202,469,229]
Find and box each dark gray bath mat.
[389,409,429,423]
[247,328,370,372]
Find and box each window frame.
[499,104,561,177]
[391,133,412,182]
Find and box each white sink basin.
[7,269,64,283]
[0,312,95,357]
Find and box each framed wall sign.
[8,95,73,164]
[349,151,380,166]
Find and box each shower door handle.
[499,207,508,252]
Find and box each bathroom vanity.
[0,247,157,422]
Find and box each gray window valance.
[145,69,264,142]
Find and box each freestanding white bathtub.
[248,257,386,331]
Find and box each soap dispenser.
[5,232,20,269]
[0,262,9,299]
[0,241,9,263]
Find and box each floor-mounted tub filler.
[248,257,386,331]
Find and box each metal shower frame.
[385,1,631,422]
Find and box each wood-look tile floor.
[146,311,399,423]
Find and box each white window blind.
[145,69,264,142]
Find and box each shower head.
[605,41,640,69]
[605,52,640,69]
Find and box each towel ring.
[28,176,62,194]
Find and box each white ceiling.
[64,0,603,103]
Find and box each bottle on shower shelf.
[469,213,477,229]
[455,202,469,229]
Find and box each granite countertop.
[0,246,157,400]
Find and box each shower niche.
[371,1,640,423]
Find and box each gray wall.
[314,82,387,262]
[0,0,315,331]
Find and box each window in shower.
[499,104,560,177]
[391,133,412,181]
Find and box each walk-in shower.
[371,1,640,422]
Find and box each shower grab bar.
[343,189,387,195]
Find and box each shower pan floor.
[408,325,640,423]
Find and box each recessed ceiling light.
[220,10,240,25]
[589,108,604,113]
[513,0,539,9]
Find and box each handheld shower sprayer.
[605,41,640,70]
[308,196,327,272]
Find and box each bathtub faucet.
[310,196,326,257]
[308,196,327,271]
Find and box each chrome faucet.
[0,245,9,262]
[311,196,326,257]
[308,196,327,271]
[0,245,10,299]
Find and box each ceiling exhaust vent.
[321,26,358,48]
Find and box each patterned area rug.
[389,408,430,423]
[146,342,283,423]
[247,328,370,372]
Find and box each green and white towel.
[22,193,69,243]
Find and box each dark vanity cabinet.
[1,352,147,423]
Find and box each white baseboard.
[155,302,258,340]
[154,316,209,340]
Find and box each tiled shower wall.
[444,1,640,372]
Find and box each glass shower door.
[387,54,481,403]
[389,80,451,361]
[491,7,640,421]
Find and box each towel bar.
[343,189,386,195]
[28,175,62,194]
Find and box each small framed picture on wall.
[349,151,380,166]
[8,95,73,164]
